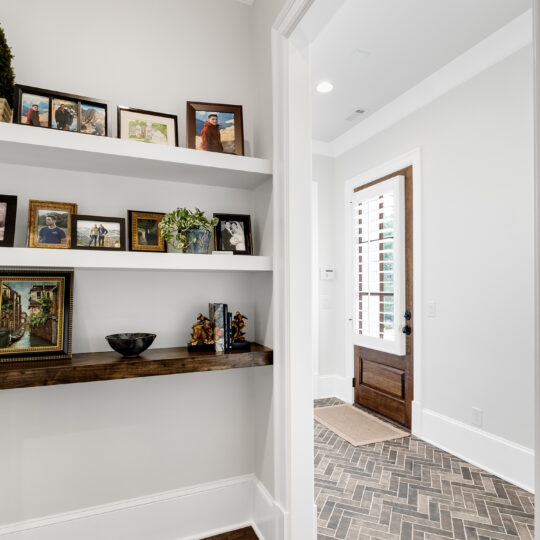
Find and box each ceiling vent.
[345,109,366,122]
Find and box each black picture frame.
[127,210,166,252]
[0,195,17,247]
[186,101,244,156]
[117,106,178,147]
[0,268,73,362]
[13,84,111,137]
[71,215,126,251]
[213,213,253,255]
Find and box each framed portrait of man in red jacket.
[186,101,244,156]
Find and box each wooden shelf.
[0,343,273,390]
[0,123,272,189]
[0,248,273,272]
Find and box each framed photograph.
[13,85,110,136]
[186,102,244,156]
[71,215,126,251]
[213,213,252,255]
[0,195,17,247]
[118,106,178,146]
[127,210,166,252]
[0,269,73,362]
[27,200,78,249]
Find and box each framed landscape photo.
[71,215,126,251]
[0,195,17,247]
[27,200,78,249]
[0,269,73,362]
[127,210,166,252]
[186,102,244,156]
[118,106,178,146]
[13,85,110,136]
[213,213,252,255]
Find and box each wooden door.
[351,167,413,427]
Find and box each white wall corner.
[330,10,533,157]
[312,139,335,157]
[0,475,278,540]
[421,408,535,493]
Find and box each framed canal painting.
[0,269,73,362]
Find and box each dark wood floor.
[200,526,258,540]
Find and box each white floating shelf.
[0,248,273,272]
[0,123,272,189]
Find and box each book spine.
[227,311,232,350]
[211,303,226,352]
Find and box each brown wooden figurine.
[190,313,215,346]
[232,312,248,343]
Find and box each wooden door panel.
[352,166,413,428]
[362,360,404,399]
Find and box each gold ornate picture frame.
[27,200,78,249]
[127,210,166,252]
[0,269,73,362]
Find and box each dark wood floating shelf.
[0,343,273,390]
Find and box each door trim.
[344,148,424,437]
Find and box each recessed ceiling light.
[316,81,334,94]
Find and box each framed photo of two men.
[14,85,110,137]
[186,102,244,156]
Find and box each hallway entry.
[351,166,414,427]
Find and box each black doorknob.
[404,310,411,320]
[402,325,412,335]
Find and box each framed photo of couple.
[213,214,252,255]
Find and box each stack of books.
[209,303,234,352]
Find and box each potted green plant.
[0,24,15,123]
[159,208,218,254]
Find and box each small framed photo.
[186,102,244,156]
[118,106,178,146]
[0,269,73,362]
[51,98,78,132]
[14,85,110,136]
[0,195,17,247]
[71,215,126,251]
[18,90,50,127]
[27,200,78,249]
[213,214,252,255]
[127,210,166,252]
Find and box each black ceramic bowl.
[105,333,156,357]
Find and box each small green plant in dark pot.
[159,208,218,254]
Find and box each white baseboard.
[315,375,353,403]
[0,474,278,540]
[421,408,534,493]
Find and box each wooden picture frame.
[127,210,166,252]
[27,200,78,249]
[0,268,73,362]
[71,215,126,251]
[186,101,244,156]
[13,84,111,136]
[0,195,17,247]
[117,106,178,147]
[213,213,253,255]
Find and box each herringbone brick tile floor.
[314,399,534,540]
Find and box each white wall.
[1,0,257,155]
[318,46,535,488]
[312,155,338,380]
[0,0,280,534]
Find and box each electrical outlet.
[427,301,437,318]
[472,407,483,428]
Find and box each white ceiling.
[309,0,531,142]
